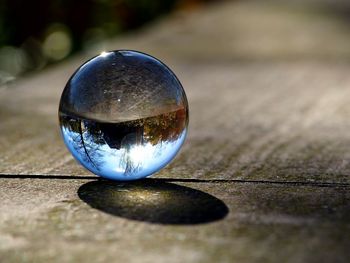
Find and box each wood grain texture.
[0,178,349,263]
[0,1,350,262]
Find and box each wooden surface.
[0,1,350,262]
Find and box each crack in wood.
[0,174,349,187]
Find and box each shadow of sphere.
[78,180,228,225]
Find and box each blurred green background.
[0,0,211,83]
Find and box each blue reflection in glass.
[60,113,187,180]
[59,50,188,180]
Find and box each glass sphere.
[59,50,189,181]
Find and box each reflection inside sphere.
[59,50,189,180]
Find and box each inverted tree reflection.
[59,107,187,177]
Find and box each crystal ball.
[59,50,189,181]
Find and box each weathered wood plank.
[0,178,349,263]
[2,61,350,183]
[1,1,350,183]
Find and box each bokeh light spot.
[43,25,72,61]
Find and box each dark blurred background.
[0,0,212,83]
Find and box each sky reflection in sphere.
[59,50,188,181]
